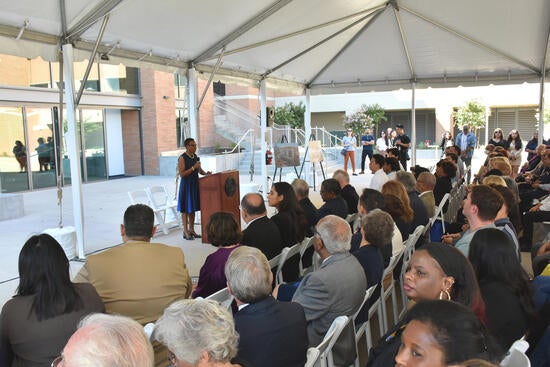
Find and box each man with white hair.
[56,314,154,367]
[292,215,366,366]
[225,246,308,367]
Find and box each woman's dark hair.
[418,243,486,322]
[403,300,503,364]
[17,234,83,321]
[507,130,523,148]
[359,188,385,212]
[468,228,537,321]
[183,138,195,147]
[384,157,400,172]
[206,212,242,247]
[272,182,307,243]
[436,159,457,178]
[382,193,413,223]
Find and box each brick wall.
[121,110,141,176]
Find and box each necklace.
[185,152,195,159]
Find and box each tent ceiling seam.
[261,7,377,79]
[392,3,415,79]
[59,0,67,38]
[193,0,294,63]
[400,4,540,75]
[204,3,387,62]
[65,0,123,41]
[307,4,388,87]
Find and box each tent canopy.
[0,0,549,93]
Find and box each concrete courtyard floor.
[0,152,531,308]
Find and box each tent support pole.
[260,79,268,198]
[197,48,224,109]
[538,22,550,145]
[411,82,416,167]
[188,67,199,139]
[62,44,86,260]
[304,88,312,184]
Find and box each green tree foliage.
[274,102,306,129]
[343,103,387,137]
[454,100,486,132]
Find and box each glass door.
[26,107,56,189]
[81,109,107,181]
[0,107,29,192]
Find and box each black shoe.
[183,233,194,240]
[190,232,202,238]
[359,171,365,174]
[352,172,358,176]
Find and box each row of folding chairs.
[269,236,315,284]
[128,185,182,235]
[444,180,467,224]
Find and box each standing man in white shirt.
[369,154,389,191]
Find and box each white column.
[260,80,268,198]
[539,75,546,145]
[304,88,312,184]
[485,106,490,147]
[188,67,198,139]
[62,44,86,260]
[411,82,416,167]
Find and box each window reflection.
[0,107,29,192]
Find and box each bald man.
[240,193,284,259]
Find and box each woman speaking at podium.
[178,138,211,240]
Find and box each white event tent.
[0,0,549,257]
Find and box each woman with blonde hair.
[482,175,507,187]
[488,156,512,177]
[488,128,509,149]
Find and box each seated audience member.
[225,247,307,367]
[410,164,430,179]
[416,171,437,218]
[369,154,389,191]
[268,182,308,281]
[367,243,487,367]
[382,181,414,239]
[333,169,359,214]
[240,193,283,259]
[525,130,540,161]
[519,149,550,213]
[521,195,550,250]
[482,175,507,187]
[396,171,430,231]
[292,215,366,366]
[383,157,400,180]
[58,314,154,367]
[0,234,104,367]
[352,189,402,260]
[395,300,503,367]
[153,299,245,367]
[518,143,546,178]
[434,159,457,208]
[386,147,405,171]
[317,178,348,221]
[74,204,191,367]
[442,185,503,257]
[193,212,241,298]
[489,184,520,255]
[445,151,461,185]
[352,209,394,322]
[469,228,536,351]
[445,145,465,180]
[291,178,318,237]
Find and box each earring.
[439,289,451,300]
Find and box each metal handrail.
[223,129,255,154]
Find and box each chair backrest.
[352,285,378,322]
[147,185,169,208]
[128,189,150,205]
[304,315,350,367]
[500,338,530,367]
[276,242,303,284]
[269,251,283,271]
[205,287,234,310]
[304,348,321,367]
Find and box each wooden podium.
[199,170,240,244]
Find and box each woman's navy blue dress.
[178,153,200,213]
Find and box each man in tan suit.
[75,204,192,367]
[416,171,436,218]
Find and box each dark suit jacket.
[242,216,284,260]
[235,296,308,367]
[408,191,429,232]
[317,196,348,223]
[341,184,359,214]
[299,197,318,236]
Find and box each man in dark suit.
[317,178,348,222]
[241,193,283,260]
[292,215,366,366]
[333,169,359,214]
[226,246,308,367]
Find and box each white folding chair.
[352,285,378,367]
[304,316,350,367]
[205,287,234,310]
[275,242,303,284]
[269,251,283,271]
[299,236,314,276]
[147,185,182,234]
[500,338,530,367]
[128,189,150,205]
[423,193,450,239]
[379,252,404,334]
